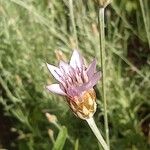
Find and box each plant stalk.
[98,7,110,149]
[139,0,150,48]
[86,117,109,150]
[69,0,78,48]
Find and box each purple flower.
[46,50,101,119]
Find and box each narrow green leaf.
[52,126,67,150]
[74,139,79,150]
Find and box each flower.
[46,50,101,119]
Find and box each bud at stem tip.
[94,0,112,8]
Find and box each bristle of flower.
[68,89,97,120]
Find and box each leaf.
[74,139,79,150]
[52,126,67,150]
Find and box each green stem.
[98,7,110,149]
[139,0,150,48]
[86,117,109,150]
[69,0,78,48]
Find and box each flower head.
[46,50,101,119]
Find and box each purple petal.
[46,63,63,82]
[78,71,102,92]
[46,84,67,95]
[88,71,101,87]
[86,59,96,79]
[59,60,73,75]
[66,86,82,97]
[70,50,84,69]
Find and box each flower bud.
[91,23,99,36]
[45,113,57,123]
[55,50,66,61]
[94,0,112,8]
[68,89,97,120]
[48,129,54,137]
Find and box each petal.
[46,63,63,82]
[59,60,73,75]
[66,86,82,97]
[46,84,67,95]
[78,71,102,92]
[88,71,102,87]
[86,59,96,79]
[70,50,84,69]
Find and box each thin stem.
[69,0,78,48]
[86,117,109,150]
[139,0,150,48]
[98,7,110,149]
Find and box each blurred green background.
[0,0,150,149]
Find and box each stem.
[139,0,150,48]
[86,117,109,150]
[69,0,78,48]
[98,7,110,149]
